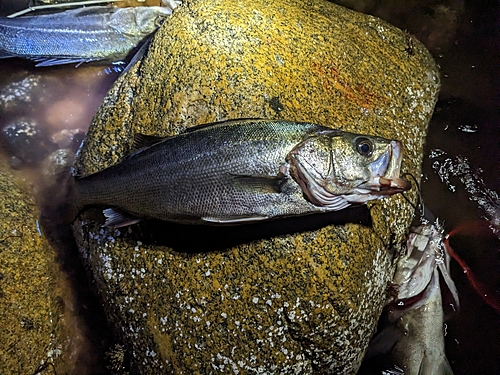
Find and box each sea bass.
[73,119,411,227]
[0,5,173,66]
[367,223,458,375]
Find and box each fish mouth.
[357,140,411,195]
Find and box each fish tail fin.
[419,354,454,375]
[65,175,81,224]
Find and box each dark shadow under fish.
[70,119,411,227]
[102,205,373,252]
[0,5,173,66]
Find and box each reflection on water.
[0,0,498,373]
[431,153,500,233]
[0,60,121,373]
[0,61,120,221]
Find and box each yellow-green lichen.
[0,164,70,373]
[73,0,440,373]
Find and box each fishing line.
[401,172,425,220]
[8,0,124,18]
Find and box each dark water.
[344,1,500,373]
[0,0,499,373]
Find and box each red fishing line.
[444,222,500,312]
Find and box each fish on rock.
[72,119,411,227]
[366,222,458,375]
[0,5,174,67]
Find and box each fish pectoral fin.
[103,208,141,228]
[230,173,288,194]
[363,324,400,359]
[32,56,97,67]
[202,216,269,224]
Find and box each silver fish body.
[74,119,410,226]
[385,274,454,375]
[367,223,458,375]
[0,6,172,66]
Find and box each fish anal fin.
[103,208,141,228]
[230,173,287,194]
[182,119,266,133]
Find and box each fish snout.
[368,140,411,193]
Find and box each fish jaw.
[287,160,352,210]
[349,140,411,202]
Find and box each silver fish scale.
[76,120,324,223]
[0,6,169,63]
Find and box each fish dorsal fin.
[230,173,288,194]
[61,5,115,18]
[182,118,268,133]
[130,133,167,153]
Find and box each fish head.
[286,130,411,208]
[110,7,173,37]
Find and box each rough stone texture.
[73,0,440,373]
[0,163,69,373]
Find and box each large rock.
[73,0,440,373]
[0,163,70,373]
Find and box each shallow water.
[0,0,499,373]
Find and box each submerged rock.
[0,73,61,116]
[1,117,56,167]
[73,0,440,373]
[0,163,70,372]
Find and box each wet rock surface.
[1,117,56,168]
[0,163,70,373]
[0,73,55,115]
[73,0,440,373]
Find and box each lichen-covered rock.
[0,163,70,373]
[73,0,440,373]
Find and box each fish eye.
[355,137,373,156]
